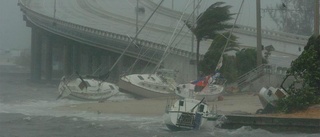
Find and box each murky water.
[0,73,319,137]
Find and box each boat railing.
[211,78,227,86]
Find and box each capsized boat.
[118,69,178,98]
[256,86,289,114]
[176,73,226,102]
[255,74,297,114]
[163,98,211,131]
[57,73,119,101]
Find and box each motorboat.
[163,98,211,131]
[256,86,289,114]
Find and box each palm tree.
[185,2,234,77]
[199,32,239,75]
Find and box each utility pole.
[192,0,196,79]
[315,0,319,36]
[256,0,262,66]
[172,0,174,10]
[192,0,195,54]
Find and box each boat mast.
[136,0,139,34]
[101,0,165,80]
[152,0,202,74]
[215,0,244,71]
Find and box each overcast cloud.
[0,0,282,50]
[0,0,30,50]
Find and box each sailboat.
[175,72,227,102]
[118,0,202,99]
[118,69,178,98]
[175,0,244,102]
[57,72,119,101]
[163,97,211,131]
[58,0,165,101]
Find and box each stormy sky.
[0,0,31,50]
[0,0,285,50]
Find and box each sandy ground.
[210,93,262,115]
[57,93,263,117]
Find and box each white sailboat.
[57,73,119,101]
[175,72,227,102]
[57,0,165,101]
[175,0,244,102]
[163,97,211,131]
[118,69,178,98]
[118,0,201,99]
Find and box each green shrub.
[276,36,320,113]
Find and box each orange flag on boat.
[191,75,211,87]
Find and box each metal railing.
[236,64,288,89]
[236,64,267,89]
[18,0,199,63]
[143,0,309,46]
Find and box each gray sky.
[0,0,30,50]
[0,0,283,50]
[160,0,279,30]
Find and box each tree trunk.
[196,39,200,78]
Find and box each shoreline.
[56,93,263,117]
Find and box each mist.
[0,0,31,50]
[0,0,285,50]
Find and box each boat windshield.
[281,75,303,93]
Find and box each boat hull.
[58,77,119,101]
[62,91,117,101]
[176,83,224,102]
[118,78,174,98]
[258,87,289,107]
[163,112,207,131]
[163,98,210,131]
[194,94,220,102]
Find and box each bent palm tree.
[185,2,234,77]
[199,32,239,75]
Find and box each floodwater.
[0,66,319,137]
